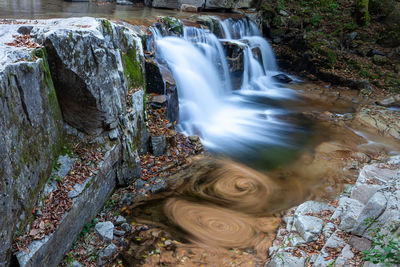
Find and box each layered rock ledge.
[0,17,148,266]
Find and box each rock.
[181,4,198,12]
[322,222,336,238]
[68,179,91,198]
[108,129,119,141]
[367,49,386,57]
[354,106,400,140]
[98,243,117,264]
[121,223,132,233]
[151,135,167,157]
[35,18,145,135]
[69,261,83,267]
[114,215,126,226]
[294,215,324,242]
[351,183,382,205]
[352,191,387,236]
[335,244,354,266]
[331,197,364,231]
[348,235,371,251]
[189,15,223,38]
[116,0,133,4]
[377,95,400,107]
[289,232,306,246]
[313,230,346,267]
[149,0,182,9]
[272,74,293,83]
[266,251,306,267]
[166,85,179,123]
[113,229,126,237]
[56,155,75,178]
[149,177,167,193]
[204,0,251,9]
[15,145,121,267]
[351,161,399,203]
[17,26,34,35]
[221,40,245,89]
[294,201,335,217]
[145,60,165,95]
[95,222,114,243]
[372,54,388,65]
[150,95,168,109]
[120,193,133,206]
[0,31,64,264]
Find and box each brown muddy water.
[125,83,400,264]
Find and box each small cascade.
[151,17,299,162]
[183,26,232,92]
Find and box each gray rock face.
[266,251,306,267]
[267,156,400,267]
[294,215,324,242]
[352,191,387,236]
[335,244,354,266]
[16,145,121,267]
[0,41,64,264]
[98,243,117,259]
[313,231,346,267]
[114,215,126,226]
[97,243,117,265]
[294,201,335,217]
[2,17,148,267]
[57,155,75,178]
[95,221,115,243]
[151,135,167,156]
[34,18,144,135]
[148,0,252,9]
[330,197,364,231]
[205,0,251,9]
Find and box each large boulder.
[145,0,251,9]
[0,18,148,266]
[0,38,64,265]
[32,18,145,136]
[204,0,251,9]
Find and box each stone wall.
[0,18,148,266]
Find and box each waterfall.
[152,17,296,159]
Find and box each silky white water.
[153,18,299,159]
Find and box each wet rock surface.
[266,156,400,266]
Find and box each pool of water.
[0,0,191,22]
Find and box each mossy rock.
[188,15,222,38]
[356,0,370,26]
[161,16,182,35]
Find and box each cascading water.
[152,17,301,164]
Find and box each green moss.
[356,0,370,26]
[161,16,182,35]
[121,45,143,89]
[99,19,113,35]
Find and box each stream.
[2,3,400,264]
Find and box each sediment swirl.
[183,160,278,215]
[164,198,263,248]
